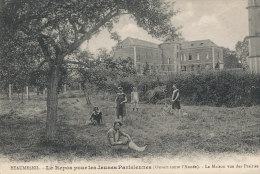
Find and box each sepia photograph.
[0,0,259,174]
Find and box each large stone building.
[113,37,162,74]
[113,37,224,74]
[247,0,260,73]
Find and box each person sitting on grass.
[86,107,103,125]
[107,119,147,151]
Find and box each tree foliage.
[0,0,180,139]
[235,38,249,69]
[223,47,241,69]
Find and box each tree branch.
[37,36,52,61]
[63,60,89,68]
[39,34,61,56]
[37,59,48,70]
[62,9,118,57]
[68,19,78,41]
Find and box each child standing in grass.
[115,87,127,122]
[131,87,139,111]
[86,107,103,125]
[172,84,181,117]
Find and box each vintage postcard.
[0,0,259,174]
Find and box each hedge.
[100,70,259,107]
[165,71,260,107]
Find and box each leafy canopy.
[1,0,180,89]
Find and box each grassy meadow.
[0,90,259,161]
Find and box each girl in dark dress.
[115,87,127,122]
[172,85,181,117]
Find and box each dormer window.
[200,43,204,46]
[118,43,122,48]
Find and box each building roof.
[180,40,219,49]
[122,37,159,49]
[120,37,220,50]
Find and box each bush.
[146,86,166,104]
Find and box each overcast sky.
[81,0,248,53]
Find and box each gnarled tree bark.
[46,64,59,140]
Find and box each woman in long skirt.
[115,87,127,122]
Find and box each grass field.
[0,91,259,162]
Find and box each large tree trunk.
[46,65,59,140]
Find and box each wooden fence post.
[9,84,12,101]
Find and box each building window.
[177,52,179,59]
[137,55,140,61]
[168,58,171,64]
[184,54,186,61]
[191,65,194,71]
[182,66,186,71]
[189,53,192,60]
[196,53,200,60]
[206,53,209,60]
